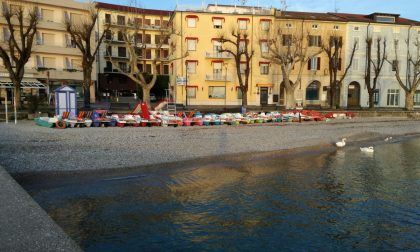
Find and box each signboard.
[176,77,187,86]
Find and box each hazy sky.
[90,0,420,21]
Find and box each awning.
[0,79,47,89]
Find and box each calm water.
[24,138,420,251]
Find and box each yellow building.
[95,2,172,100]
[170,5,350,108]
[0,0,96,104]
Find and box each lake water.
[22,137,420,251]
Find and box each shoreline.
[1,117,420,175]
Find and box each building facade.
[95,3,172,101]
[0,0,96,104]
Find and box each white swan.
[360,146,374,153]
[385,137,393,141]
[335,138,346,147]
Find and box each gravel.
[1,117,420,173]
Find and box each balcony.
[205,52,233,59]
[205,74,232,81]
[103,52,129,60]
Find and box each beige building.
[95,2,172,100]
[0,0,96,104]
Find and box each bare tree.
[217,28,254,109]
[65,4,107,108]
[389,35,420,111]
[322,33,357,108]
[365,35,387,109]
[106,12,185,109]
[262,21,322,109]
[0,4,39,110]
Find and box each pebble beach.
[1,117,420,174]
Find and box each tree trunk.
[368,90,375,109]
[329,86,335,109]
[13,84,21,110]
[285,87,295,109]
[142,87,151,110]
[405,90,415,111]
[83,67,92,108]
[241,87,248,108]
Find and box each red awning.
[186,85,198,88]
[211,60,224,64]
[186,60,199,65]
[256,83,274,87]
[259,61,271,65]
[185,37,199,41]
[212,17,225,21]
[260,18,272,22]
[237,18,250,22]
[186,15,199,20]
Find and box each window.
[333,25,339,30]
[41,9,54,22]
[144,19,151,26]
[260,41,268,54]
[2,27,10,41]
[117,15,125,25]
[353,26,360,31]
[333,58,342,70]
[239,40,246,53]
[213,62,222,79]
[213,40,222,54]
[374,89,380,105]
[394,40,400,50]
[42,33,55,46]
[282,34,292,46]
[414,91,420,106]
[134,33,142,44]
[375,15,395,23]
[144,34,151,44]
[163,65,169,75]
[261,21,270,31]
[308,57,320,70]
[312,24,319,29]
[237,88,243,99]
[118,62,127,72]
[240,62,247,74]
[106,46,112,56]
[162,49,169,59]
[117,31,124,41]
[105,61,112,72]
[155,19,161,27]
[285,23,293,28]
[117,47,126,58]
[306,81,319,100]
[213,18,223,29]
[387,89,399,106]
[145,49,152,59]
[260,63,269,75]
[145,64,152,73]
[352,58,359,71]
[392,60,398,71]
[104,13,111,24]
[354,37,359,50]
[187,87,196,98]
[330,36,342,48]
[209,86,225,99]
[239,20,247,30]
[187,18,196,28]
[134,18,142,27]
[155,35,161,45]
[309,35,321,47]
[187,61,197,74]
[187,38,197,51]
[104,30,112,41]
[162,20,169,28]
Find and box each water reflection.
[27,138,420,251]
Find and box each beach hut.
[55,86,77,117]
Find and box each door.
[260,87,268,105]
[347,82,360,107]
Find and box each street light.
[224,63,228,111]
[185,61,188,108]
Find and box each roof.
[95,2,172,16]
[276,11,347,22]
[329,12,420,26]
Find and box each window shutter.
[338,58,342,70]
[64,11,69,22]
[308,59,311,70]
[65,57,71,69]
[317,36,321,46]
[2,2,8,13]
[36,31,42,45]
[3,27,10,41]
[317,57,321,70]
[36,55,43,67]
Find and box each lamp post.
[185,61,188,108]
[224,63,227,111]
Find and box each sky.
[86,0,420,21]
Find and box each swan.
[335,138,346,147]
[360,146,374,153]
[384,137,393,141]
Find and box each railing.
[205,74,232,81]
[205,51,233,59]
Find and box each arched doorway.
[279,80,293,106]
[306,81,320,101]
[347,81,360,107]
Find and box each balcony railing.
[205,51,233,59]
[205,74,232,81]
[103,52,129,59]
